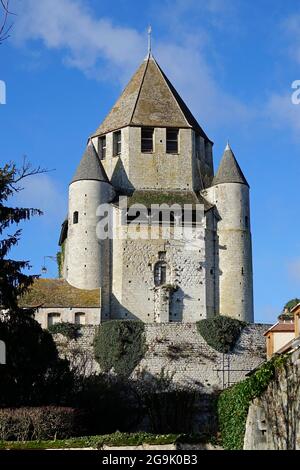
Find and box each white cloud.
[11,0,252,132]
[13,0,145,81]
[12,173,67,226]
[264,91,300,135]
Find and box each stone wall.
[244,347,300,450]
[53,323,269,390]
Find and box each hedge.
[197,316,246,353]
[217,354,288,450]
[0,431,216,449]
[94,320,146,377]
[0,407,82,441]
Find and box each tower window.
[73,211,79,224]
[166,128,179,153]
[154,261,167,286]
[245,216,249,228]
[141,127,154,152]
[113,130,122,156]
[98,136,106,159]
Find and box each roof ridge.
[129,55,151,125]
[151,56,191,129]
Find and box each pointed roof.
[71,142,109,184]
[213,143,249,187]
[91,54,211,141]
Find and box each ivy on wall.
[93,320,146,377]
[57,242,66,279]
[48,322,81,340]
[196,316,246,354]
[217,354,288,450]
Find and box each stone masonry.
[54,323,269,390]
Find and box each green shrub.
[0,316,74,407]
[0,407,82,441]
[48,322,81,340]
[217,354,288,450]
[76,374,143,434]
[283,298,300,312]
[197,316,246,353]
[93,320,146,377]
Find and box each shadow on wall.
[109,294,146,321]
[111,158,135,193]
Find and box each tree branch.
[0,0,15,44]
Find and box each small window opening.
[141,127,154,152]
[98,136,106,159]
[166,128,179,153]
[73,211,79,224]
[154,261,168,286]
[113,130,121,156]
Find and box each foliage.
[0,315,74,407]
[75,374,142,434]
[57,241,65,278]
[0,161,43,312]
[134,369,200,434]
[283,298,300,312]
[0,432,213,449]
[94,320,146,377]
[0,407,82,441]
[217,354,288,450]
[197,316,246,353]
[48,322,81,340]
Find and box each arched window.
[73,211,79,224]
[154,261,168,286]
[47,313,61,327]
[75,312,86,325]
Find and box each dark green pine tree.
[0,161,43,313]
[0,161,74,407]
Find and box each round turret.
[66,141,115,290]
[204,143,254,322]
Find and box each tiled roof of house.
[264,322,295,335]
[19,279,100,308]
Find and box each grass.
[0,432,216,449]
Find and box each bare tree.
[0,0,15,45]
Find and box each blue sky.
[1,0,300,323]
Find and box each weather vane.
[148,25,152,54]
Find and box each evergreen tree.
[0,161,43,312]
[0,160,74,407]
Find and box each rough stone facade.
[60,54,254,324]
[54,323,269,389]
[244,347,300,450]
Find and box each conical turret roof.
[71,142,109,184]
[91,54,211,141]
[213,143,249,187]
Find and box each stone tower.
[66,141,115,299]
[60,53,254,324]
[203,143,254,323]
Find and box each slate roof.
[71,142,109,184]
[91,54,211,141]
[213,143,249,187]
[19,279,100,308]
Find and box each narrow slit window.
[154,261,167,286]
[166,128,179,153]
[98,136,106,159]
[113,130,121,156]
[73,211,79,224]
[141,127,154,152]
